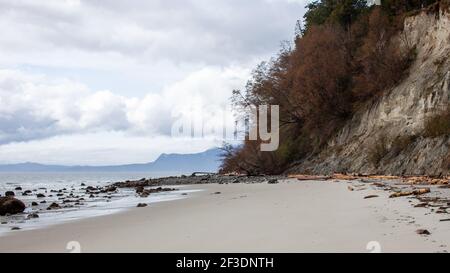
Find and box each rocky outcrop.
[289,8,450,176]
[0,197,26,216]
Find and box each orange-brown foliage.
[222,4,419,175]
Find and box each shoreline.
[0,178,449,253]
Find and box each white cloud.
[0,0,308,164]
[0,0,306,68]
[0,67,249,145]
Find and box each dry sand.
[0,179,449,253]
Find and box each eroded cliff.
[289,8,450,176]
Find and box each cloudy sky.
[0,0,306,165]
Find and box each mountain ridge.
[0,148,222,173]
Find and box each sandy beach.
[0,179,449,253]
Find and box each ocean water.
[0,172,200,236]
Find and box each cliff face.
[289,8,450,176]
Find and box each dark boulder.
[136,186,145,194]
[37,193,46,198]
[107,186,117,192]
[416,229,431,235]
[15,187,22,191]
[27,213,39,219]
[0,197,26,216]
[267,179,279,184]
[22,190,32,196]
[140,192,150,198]
[86,186,96,192]
[5,191,15,197]
[137,203,148,208]
[31,202,39,206]
[47,202,61,210]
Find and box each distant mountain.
[0,148,222,173]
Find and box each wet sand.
[0,179,449,253]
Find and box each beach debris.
[27,213,39,219]
[332,173,360,180]
[1,222,6,225]
[46,202,61,210]
[348,186,354,191]
[402,176,448,185]
[31,202,39,206]
[412,188,431,195]
[364,195,379,199]
[389,188,430,198]
[389,192,410,198]
[181,193,188,196]
[80,183,86,186]
[268,179,279,184]
[417,196,442,203]
[414,202,428,208]
[288,174,331,181]
[137,203,148,208]
[0,197,26,216]
[11,227,21,231]
[36,193,46,198]
[287,174,449,186]
[440,219,450,222]
[14,187,22,191]
[416,229,431,235]
[213,192,222,195]
[364,175,400,180]
[5,191,15,197]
